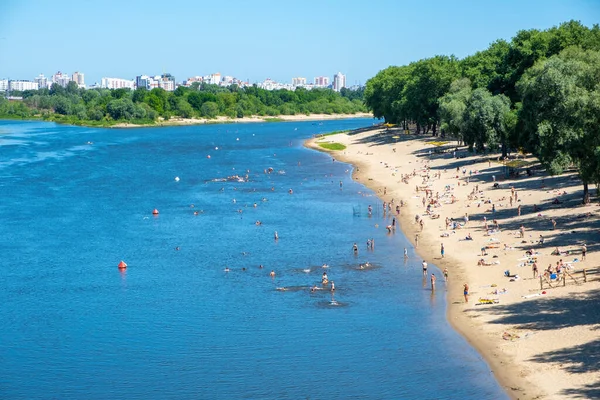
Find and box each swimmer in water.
[259,264,264,269]
[353,243,358,254]
[224,267,230,272]
[270,270,276,278]
[274,231,279,240]
[330,281,335,292]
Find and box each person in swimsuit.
[431,273,436,290]
[353,243,358,254]
[422,260,428,276]
[463,283,469,303]
[269,270,275,278]
[443,267,448,282]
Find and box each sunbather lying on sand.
[478,258,500,266]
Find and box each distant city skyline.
[1,0,599,85]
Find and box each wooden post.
[540,275,543,290]
[583,269,587,283]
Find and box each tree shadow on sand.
[472,289,600,397]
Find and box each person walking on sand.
[517,204,521,216]
[440,243,445,258]
[463,283,469,303]
[443,267,448,282]
[532,262,538,279]
[551,219,557,230]
[582,243,587,260]
[415,234,419,248]
[520,225,525,238]
[422,260,428,276]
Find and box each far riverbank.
[111,112,374,128]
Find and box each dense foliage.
[364,20,600,200]
[0,82,366,125]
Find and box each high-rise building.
[8,80,39,91]
[314,76,330,87]
[332,72,346,92]
[292,77,307,87]
[101,77,135,90]
[34,74,48,89]
[52,71,71,88]
[136,75,152,89]
[72,72,85,88]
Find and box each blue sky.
[1,0,598,85]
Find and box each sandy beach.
[112,112,373,128]
[307,126,600,399]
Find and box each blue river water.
[0,119,507,399]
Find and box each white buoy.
[174,176,180,182]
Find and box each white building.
[34,74,48,89]
[292,77,307,87]
[257,78,294,91]
[332,72,346,92]
[0,79,8,92]
[185,76,203,86]
[101,77,135,90]
[158,78,174,91]
[52,71,71,87]
[314,76,330,87]
[202,73,221,85]
[9,80,39,91]
[72,71,85,88]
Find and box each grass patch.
[318,142,346,151]
[317,130,350,137]
[263,117,285,122]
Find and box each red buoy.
[118,261,127,269]
[152,209,159,215]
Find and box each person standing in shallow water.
[431,273,436,290]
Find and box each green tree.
[200,101,219,118]
[439,78,472,142]
[518,46,600,201]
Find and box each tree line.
[363,20,600,200]
[0,82,366,125]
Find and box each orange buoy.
[152,209,159,215]
[118,261,127,269]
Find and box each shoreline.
[0,112,373,129]
[306,127,600,399]
[110,112,374,128]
